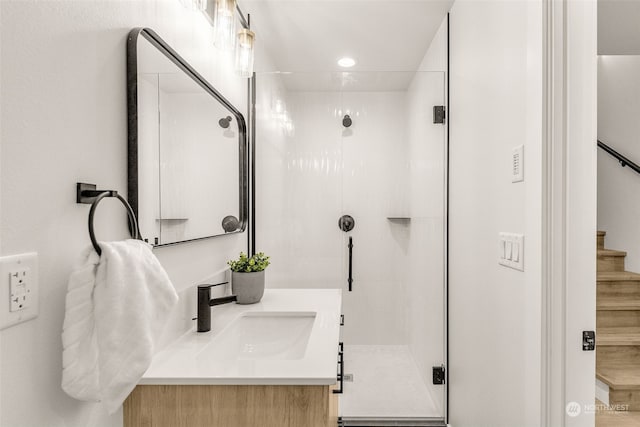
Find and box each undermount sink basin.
[209,311,317,361]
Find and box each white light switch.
[512,242,520,262]
[498,233,524,271]
[1,253,38,330]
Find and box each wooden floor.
[597,400,640,427]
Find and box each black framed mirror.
[127,28,248,246]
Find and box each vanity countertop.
[139,289,342,386]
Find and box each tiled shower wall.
[257,89,412,345]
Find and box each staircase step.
[598,249,627,257]
[598,272,640,300]
[596,404,640,427]
[598,327,640,346]
[599,285,640,301]
[598,300,640,311]
[598,310,640,328]
[598,271,640,282]
[599,249,628,272]
[598,346,640,368]
[597,366,640,410]
[597,365,640,390]
[610,391,640,412]
[598,230,606,249]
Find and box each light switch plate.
[512,145,524,183]
[0,253,38,330]
[498,233,524,271]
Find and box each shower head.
[219,116,232,129]
[342,114,352,128]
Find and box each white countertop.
[140,289,342,386]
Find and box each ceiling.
[241,0,453,77]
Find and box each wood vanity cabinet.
[124,384,338,427]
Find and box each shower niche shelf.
[386,217,412,222]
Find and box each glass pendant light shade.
[214,0,237,51]
[235,28,255,78]
[195,0,207,11]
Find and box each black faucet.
[197,282,237,333]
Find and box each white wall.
[448,1,543,425]
[0,1,266,426]
[597,56,640,270]
[0,2,3,420]
[253,71,292,263]
[598,0,640,55]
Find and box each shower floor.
[339,345,441,418]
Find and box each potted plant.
[227,252,270,304]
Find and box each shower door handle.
[348,237,353,292]
[338,215,355,292]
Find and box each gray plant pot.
[232,270,265,304]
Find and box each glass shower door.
[255,71,447,424]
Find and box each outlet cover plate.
[0,253,38,330]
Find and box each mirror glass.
[128,29,247,246]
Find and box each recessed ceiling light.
[338,57,356,68]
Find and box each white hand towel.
[61,239,178,414]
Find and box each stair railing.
[598,140,640,175]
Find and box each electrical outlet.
[9,269,30,311]
[0,253,38,330]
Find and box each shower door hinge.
[433,365,446,384]
[433,105,446,124]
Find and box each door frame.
[541,0,597,426]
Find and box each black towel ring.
[76,183,142,256]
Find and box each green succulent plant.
[227,252,270,273]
